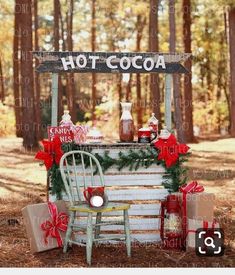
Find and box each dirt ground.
[0,136,235,267]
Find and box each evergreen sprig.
[160,152,191,192]
[48,164,65,200]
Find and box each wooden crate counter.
[50,142,168,243]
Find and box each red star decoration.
[35,136,64,170]
[154,134,190,168]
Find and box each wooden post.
[47,73,59,202]
[51,73,59,126]
[165,74,172,130]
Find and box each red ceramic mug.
[138,128,157,143]
[83,186,105,208]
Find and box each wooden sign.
[47,126,74,143]
[33,51,191,74]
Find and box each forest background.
[0,0,235,147]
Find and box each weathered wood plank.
[77,203,161,217]
[74,233,161,243]
[69,174,164,186]
[33,51,191,63]
[36,62,188,74]
[63,164,165,174]
[61,188,167,201]
[74,217,160,231]
[105,188,168,201]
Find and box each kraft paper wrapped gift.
[174,192,215,221]
[22,200,68,253]
[186,219,220,249]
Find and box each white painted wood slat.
[106,189,168,201]
[64,165,165,175]
[62,188,167,202]
[69,174,164,186]
[63,189,167,202]
[74,218,160,231]
[77,203,161,217]
[74,233,161,243]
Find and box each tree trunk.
[91,0,97,124]
[54,0,60,51]
[66,0,76,122]
[13,0,22,137]
[136,14,146,129]
[228,7,235,136]
[0,55,5,102]
[20,0,37,148]
[183,0,194,142]
[169,0,185,142]
[149,0,161,125]
[54,0,63,122]
[59,4,66,51]
[33,0,42,140]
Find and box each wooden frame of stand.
[33,51,191,243]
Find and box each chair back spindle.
[60,150,105,205]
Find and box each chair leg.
[86,212,93,266]
[124,209,131,257]
[63,211,75,253]
[94,212,102,246]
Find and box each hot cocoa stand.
[33,51,191,243]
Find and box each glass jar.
[119,102,135,142]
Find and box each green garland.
[48,164,65,200]
[160,153,191,192]
[48,142,190,199]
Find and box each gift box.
[22,200,68,253]
[186,218,220,249]
[174,192,215,221]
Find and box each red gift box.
[22,201,68,253]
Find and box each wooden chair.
[59,150,131,265]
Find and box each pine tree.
[169,0,185,143]
[20,0,37,148]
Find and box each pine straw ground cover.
[0,137,235,268]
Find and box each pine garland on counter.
[62,142,190,193]
[35,135,190,199]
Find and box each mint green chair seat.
[59,150,131,266]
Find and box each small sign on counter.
[47,126,74,143]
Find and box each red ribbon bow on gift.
[179,181,204,194]
[179,181,204,245]
[41,202,68,247]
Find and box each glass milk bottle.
[119,102,135,142]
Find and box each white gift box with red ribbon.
[186,219,220,249]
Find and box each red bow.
[35,135,64,170]
[179,181,204,245]
[154,134,189,168]
[179,181,204,194]
[41,202,68,247]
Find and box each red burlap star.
[154,134,189,168]
[35,136,63,170]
